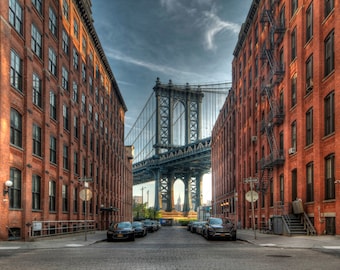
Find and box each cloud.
[202,11,241,50]
[159,0,241,51]
[105,47,205,80]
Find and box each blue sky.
[91,0,253,204]
[92,0,252,133]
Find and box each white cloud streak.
[160,0,241,51]
[105,47,204,80]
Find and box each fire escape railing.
[258,1,286,191]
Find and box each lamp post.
[3,180,13,196]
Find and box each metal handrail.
[30,220,95,239]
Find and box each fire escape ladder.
[259,1,285,170]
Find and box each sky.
[91,0,253,205]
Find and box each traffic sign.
[79,189,92,201]
[245,190,259,202]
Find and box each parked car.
[195,221,206,235]
[132,221,147,237]
[203,217,236,241]
[187,220,197,231]
[143,220,156,232]
[190,221,202,233]
[107,221,135,241]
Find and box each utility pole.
[79,176,93,241]
[244,177,259,240]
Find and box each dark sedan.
[203,217,237,241]
[107,221,135,241]
[132,221,147,237]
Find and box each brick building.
[212,0,339,235]
[0,0,132,240]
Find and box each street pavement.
[0,227,340,250]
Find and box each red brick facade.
[212,0,340,235]
[0,0,132,240]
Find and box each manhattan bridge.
[125,78,230,214]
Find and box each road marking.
[65,244,84,247]
[0,247,20,250]
[259,243,277,247]
[322,246,340,249]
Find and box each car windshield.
[116,222,131,229]
[210,218,223,225]
[132,222,142,227]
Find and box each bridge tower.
[153,78,204,213]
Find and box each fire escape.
[258,1,285,192]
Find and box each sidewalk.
[1,228,340,250]
[237,229,340,249]
[0,230,107,250]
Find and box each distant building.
[212,0,339,235]
[175,195,182,211]
[0,0,131,240]
[134,196,143,205]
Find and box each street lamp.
[3,180,13,196]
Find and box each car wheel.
[231,233,237,241]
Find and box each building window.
[32,174,41,210]
[82,36,87,54]
[72,81,78,103]
[325,154,335,200]
[82,63,86,82]
[50,136,57,164]
[32,73,42,108]
[62,0,69,20]
[10,108,22,147]
[325,0,334,18]
[306,108,313,146]
[324,91,334,136]
[89,76,93,93]
[31,24,42,58]
[63,145,69,170]
[291,75,297,107]
[49,7,57,37]
[74,151,79,175]
[291,0,298,17]
[324,30,334,77]
[279,174,284,204]
[291,120,297,150]
[82,94,86,113]
[291,27,296,61]
[73,49,78,70]
[10,50,23,92]
[73,187,78,213]
[82,157,87,176]
[9,0,23,34]
[32,124,42,156]
[32,0,42,13]
[50,91,57,120]
[48,48,57,76]
[82,125,87,146]
[74,19,79,39]
[61,185,68,212]
[279,131,284,156]
[63,104,69,130]
[49,180,56,212]
[306,162,314,202]
[62,30,69,55]
[62,67,69,91]
[306,4,313,42]
[74,115,79,138]
[279,5,285,28]
[9,168,21,209]
[291,169,297,201]
[306,55,313,94]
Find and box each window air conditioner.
[251,136,257,142]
